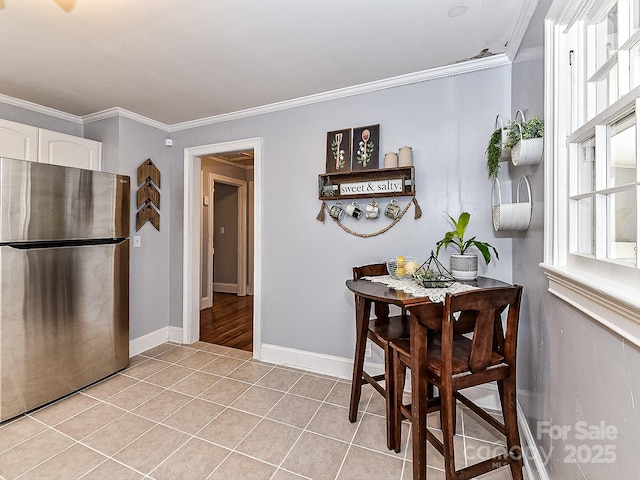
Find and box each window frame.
[543,0,640,347]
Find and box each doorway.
[182,138,262,357]
[199,154,253,351]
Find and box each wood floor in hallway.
[200,292,253,352]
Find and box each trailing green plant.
[505,115,544,149]
[486,128,502,179]
[435,212,499,265]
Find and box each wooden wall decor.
[137,178,160,209]
[137,158,161,187]
[136,201,160,231]
[136,158,161,231]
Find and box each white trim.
[213,282,238,294]
[543,7,640,347]
[208,172,248,298]
[167,55,511,132]
[518,403,551,480]
[541,263,640,346]
[199,174,211,309]
[0,93,83,124]
[129,326,183,357]
[506,0,542,61]
[183,138,263,356]
[260,343,384,380]
[2,56,510,133]
[82,107,169,131]
[544,18,557,265]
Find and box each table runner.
[362,275,478,303]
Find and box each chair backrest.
[353,263,388,280]
[408,285,523,375]
[445,285,523,374]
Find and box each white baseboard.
[518,402,549,480]
[259,343,384,380]
[129,326,184,357]
[213,282,237,293]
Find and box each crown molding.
[1,55,511,133]
[82,107,170,131]
[505,0,541,61]
[169,54,511,132]
[0,93,83,124]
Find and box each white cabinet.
[0,118,39,162]
[38,129,101,171]
[0,118,101,170]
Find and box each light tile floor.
[0,342,525,480]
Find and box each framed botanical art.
[325,129,352,174]
[352,124,379,170]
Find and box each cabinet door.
[38,129,102,171]
[0,119,39,161]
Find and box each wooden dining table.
[345,275,509,449]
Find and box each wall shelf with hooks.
[318,166,415,201]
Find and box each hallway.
[200,293,253,352]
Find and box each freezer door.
[0,157,130,242]
[0,240,129,422]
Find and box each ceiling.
[203,150,254,169]
[0,0,531,126]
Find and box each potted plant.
[505,113,544,166]
[486,115,512,179]
[486,128,502,179]
[435,211,499,280]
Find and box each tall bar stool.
[391,285,524,480]
[348,263,409,450]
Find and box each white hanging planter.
[510,110,543,166]
[495,114,511,162]
[491,176,532,231]
[511,137,543,166]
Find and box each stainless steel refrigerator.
[0,157,130,422]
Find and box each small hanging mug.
[365,198,379,219]
[345,200,363,219]
[329,202,345,220]
[384,198,400,219]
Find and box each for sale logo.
[537,421,618,464]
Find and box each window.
[544,0,640,345]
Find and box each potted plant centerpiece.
[435,212,499,280]
[505,112,544,166]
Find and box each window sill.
[540,263,640,347]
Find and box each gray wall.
[511,1,640,478]
[85,116,172,340]
[169,66,514,358]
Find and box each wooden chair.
[348,263,410,450]
[390,285,524,480]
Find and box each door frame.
[209,173,248,298]
[183,138,262,357]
